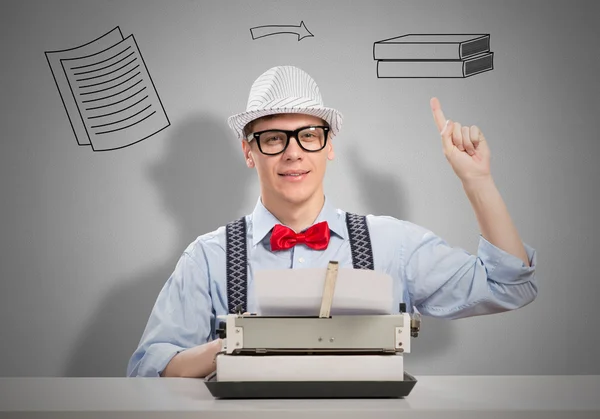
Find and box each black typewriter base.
[203,372,417,399]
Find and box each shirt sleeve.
[126,242,214,377]
[402,221,538,319]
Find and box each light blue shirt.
[127,196,537,377]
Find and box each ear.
[241,140,255,168]
[326,139,335,161]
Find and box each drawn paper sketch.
[250,21,313,41]
[45,27,170,151]
[373,34,494,78]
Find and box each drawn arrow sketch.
[45,26,170,151]
[373,33,494,78]
[250,21,313,41]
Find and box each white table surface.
[1,375,599,419]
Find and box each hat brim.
[227,107,343,140]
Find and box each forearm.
[160,339,222,378]
[462,176,530,266]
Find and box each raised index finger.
[430,97,447,133]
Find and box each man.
[126,65,537,378]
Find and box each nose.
[282,135,303,160]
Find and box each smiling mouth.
[279,171,310,177]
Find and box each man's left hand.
[430,97,491,183]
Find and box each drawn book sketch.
[250,21,313,41]
[373,33,494,78]
[377,52,494,78]
[45,27,170,151]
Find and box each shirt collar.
[251,195,347,247]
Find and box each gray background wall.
[1,0,598,377]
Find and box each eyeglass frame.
[246,125,330,156]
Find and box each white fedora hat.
[227,66,343,140]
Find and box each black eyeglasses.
[246,125,330,155]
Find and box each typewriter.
[204,262,421,398]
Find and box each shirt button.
[298,257,305,263]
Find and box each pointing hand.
[430,97,492,182]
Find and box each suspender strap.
[345,212,375,270]
[225,216,248,314]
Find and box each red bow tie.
[270,221,330,251]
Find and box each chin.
[278,187,315,205]
[266,172,324,205]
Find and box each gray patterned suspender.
[224,212,373,313]
[344,212,375,270]
[225,216,248,314]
